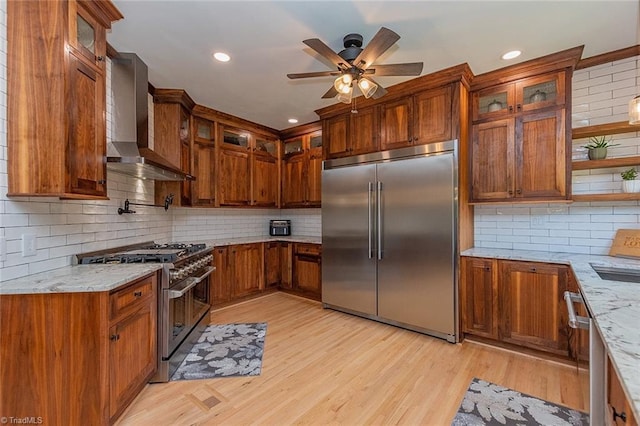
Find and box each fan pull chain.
[351,97,358,114]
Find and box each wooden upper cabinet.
[350,106,379,155]
[153,90,195,206]
[413,85,452,145]
[472,119,515,200]
[324,115,349,158]
[252,137,278,207]
[498,261,570,355]
[517,109,566,199]
[470,69,570,203]
[472,71,565,122]
[191,117,216,207]
[68,54,107,197]
[325,84,454,159]
[217,125,279,207]
[7,0,122,198]
[380,97,412,150]
[282,127,322,208]
[69,1,107,70]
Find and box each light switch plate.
[22,234,37,257]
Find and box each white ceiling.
[108,1,640,131]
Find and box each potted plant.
[583,136,618,160]
[621,168,640,193]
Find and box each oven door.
[166,278,195,355]
[190,266,213,325]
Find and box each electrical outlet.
[22,234,37,257]
[0,237,6,262]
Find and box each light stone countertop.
[193,235,322,247]
[0,264,163,295]
[461,247,640,421]
[0,236,321,295]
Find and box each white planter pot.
[622,180,640,193]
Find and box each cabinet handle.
[508,105,514,113]
[516,189,522,194]
[133,291,142,297]
[508,190,513,196]
[530,267,537,273]
[110,334,120,341]
[96,56,105,62]
[97,179,106,185]
[612,407,627,423]
[484,266,491,271]
[516,104,522,111]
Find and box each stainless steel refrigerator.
[322,141,458,343]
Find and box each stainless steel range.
[77,241,215,382]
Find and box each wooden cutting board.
[609,229,640,258]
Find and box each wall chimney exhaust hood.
[107,52,194,181]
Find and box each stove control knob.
[170,270,179,281]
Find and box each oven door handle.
[564,291,590,330]
[167,266,215,299]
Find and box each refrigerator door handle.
[377,181,383,260]
[368,182,374,259]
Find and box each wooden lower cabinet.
[461,257,572,357]
[0,273,158,425]
[211,246,232,306]
[291,243,322,300]
[265,242,281,288]
[608,356,638,426]
[231,243,264,298]
[460,257,498,339]
[280,242,293,289]
[499,260,570,355]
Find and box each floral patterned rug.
[452,378,589,426]
[171,323,266,381]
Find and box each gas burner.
[76,241,208,264]
[143,243,206,253]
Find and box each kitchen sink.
[590,264,640,283]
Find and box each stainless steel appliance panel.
[376,153,456,336]
[322,163,377,316]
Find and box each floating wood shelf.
[572,193,640,202]
[572,121,640,140]
[572,155,640,171]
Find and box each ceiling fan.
[287,27,423,104]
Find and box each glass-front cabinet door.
[70,2,106,69]
[222,127,250,150]
[255,138,278,159]
[515,71,565,113]
[473,83,515,121]
[284,137,304,156]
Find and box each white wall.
[474,55,640,255]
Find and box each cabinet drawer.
[110,274,156,321]
[295,243,321,256]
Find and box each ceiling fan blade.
[366,62,423,76]
[368,78,388,99]
[287,70,340,79]
[303,38,348,69]
[322,86,339,99]
[352,27,400,70]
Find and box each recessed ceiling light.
[288,118,298,124]
[502,50,522,60]
[213,52,230,62]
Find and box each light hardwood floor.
[117,292,589,425]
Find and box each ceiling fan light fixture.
[336,85,353,104]
[334,74,353,93]
[358,77,378,99]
